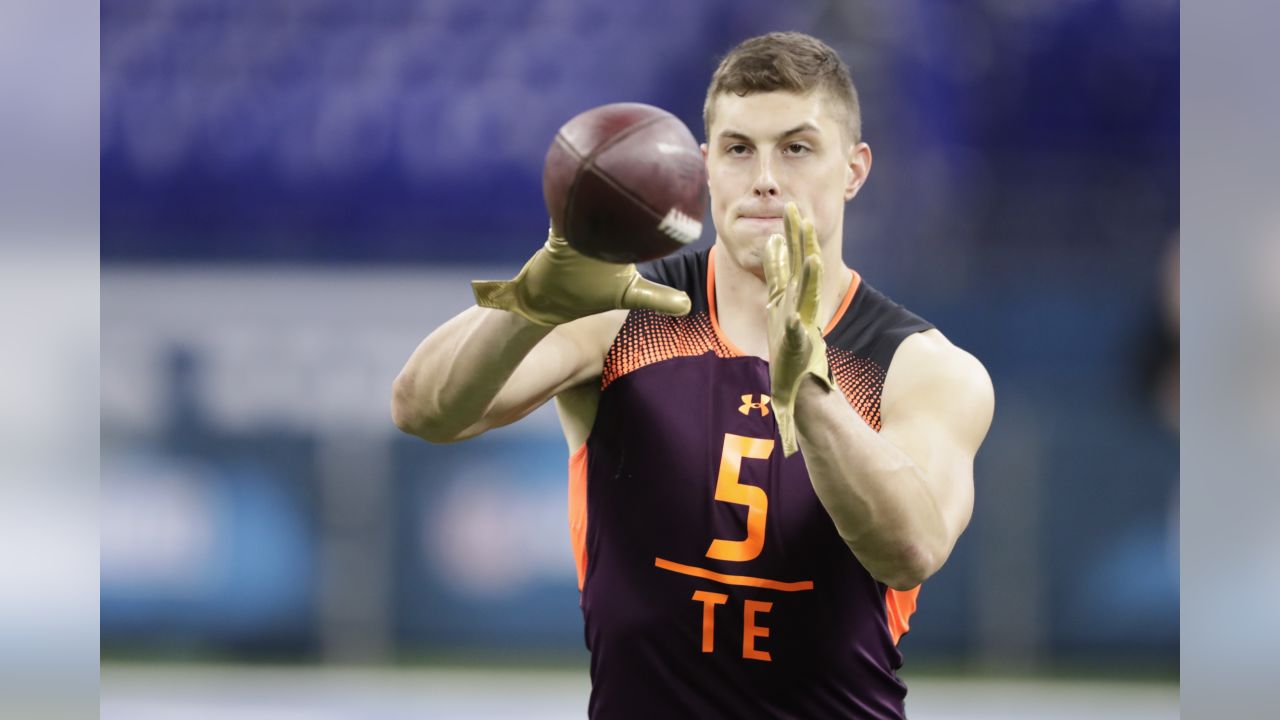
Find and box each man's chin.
[718,236,769,278]
[742,233,775,262]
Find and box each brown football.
[543,103,707,264]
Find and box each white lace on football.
[657,208,702,245]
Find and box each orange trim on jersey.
[706,246,747,357]
[822,269,861,336]
[884,586,919,645]
[568,443,589,591]
[654,556,815,592]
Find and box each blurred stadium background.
[100,0,1179,717]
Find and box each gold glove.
[472,229,691,326]
[764,203,834,457]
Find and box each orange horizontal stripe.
[654,557,815,592]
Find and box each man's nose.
[751,156,780,197]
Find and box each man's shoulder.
[891,330,988,385]
[881,329,993,437]
[830,279,992,429]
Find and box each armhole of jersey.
[885,586,919,645]
[568,442,589,592]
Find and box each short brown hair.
[703,32,862,144]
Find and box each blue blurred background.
[100,0,1178,697]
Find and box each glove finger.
[784,203,804,279]
[782,203,795,251]
[620,275,692,316]
[543,231,585,263]
[784,312,808,349]
[472,279,516,311]
[803,218,820,262]
[798,254,822,327]
[777,412,799,458]
[764,233,789,302]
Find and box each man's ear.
[845,142,872,201]
[701,143,710,187]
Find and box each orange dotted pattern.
[603,310,890,426]
[827,345,887,431]
[601,310,737,390]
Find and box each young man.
[393,32,993,719]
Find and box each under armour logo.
[738,394,772,417]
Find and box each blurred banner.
[101,0,1179,678]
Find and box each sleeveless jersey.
[567,246,935,719]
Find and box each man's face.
[703,90,864,275]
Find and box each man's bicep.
[878,332,994,542]
[452,310,624,440]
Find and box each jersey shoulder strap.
[826,278,934,370]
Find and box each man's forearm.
[794,378,948,589]
[392,306,553,441]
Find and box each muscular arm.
[392,230,689,443]
[794,330,994,590]
[391,306,621,443]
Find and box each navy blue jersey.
[567,246,934,719]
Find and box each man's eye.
[785,143,810,155]
[727,145,750,155]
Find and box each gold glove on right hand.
[765,203,834,458]
[471,230,692,326]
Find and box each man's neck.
[712,238,854,358]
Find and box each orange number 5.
[705,434,775,562]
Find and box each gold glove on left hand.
[764,202,834,457]
[471,229,691,326]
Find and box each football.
[543,103,707,264]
